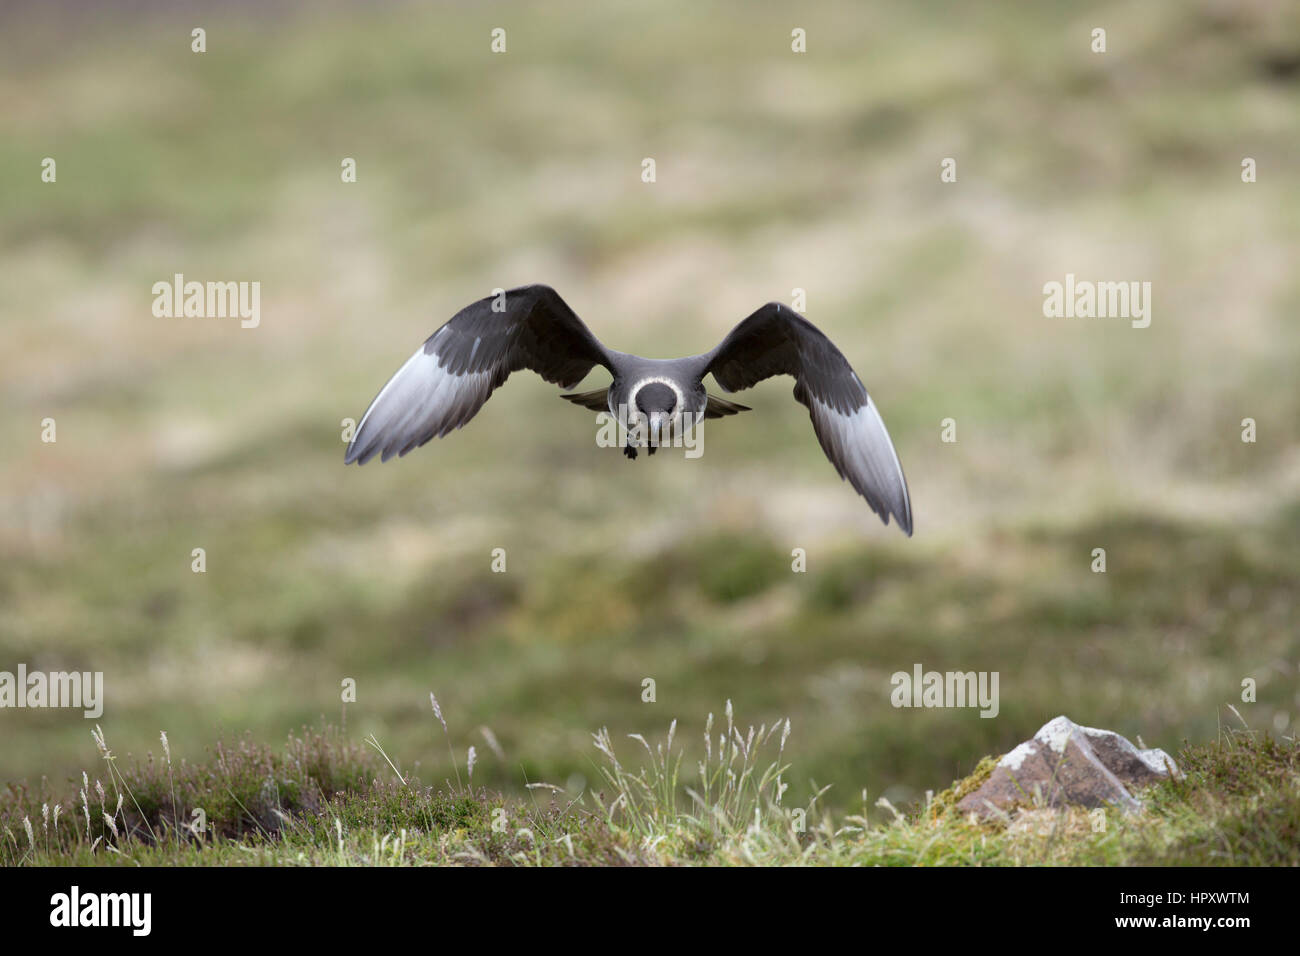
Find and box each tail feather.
[704,393,751,418]
[560,388,610,411]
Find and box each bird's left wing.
[346,285,611,464]
[703,303,912,535]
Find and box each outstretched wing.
[346,285,611,464]
[704,303,912,535]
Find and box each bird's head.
[635,382,678,446]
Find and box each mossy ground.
[3,715,1294,866]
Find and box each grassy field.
[3,710,1296,865]
[1,0,1299,863]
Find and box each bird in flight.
[345,285,912,534]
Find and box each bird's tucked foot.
[624,444,638,460]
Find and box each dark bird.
[345,285,912,534]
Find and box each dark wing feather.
[346,285,610,465]
[703,394,751,418]
[704,303,912,534]
[559,388,612,412]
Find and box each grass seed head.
[478,725,505,761]
[430,692,448,734]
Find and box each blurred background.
[1,0,1297,810]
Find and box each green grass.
[4,708,1295,866]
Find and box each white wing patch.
[346,345,496,464]
[807,394,912,534]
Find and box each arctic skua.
[345,284,912,534]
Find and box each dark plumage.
[345,284,912,534]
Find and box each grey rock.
[957,716,1180,820]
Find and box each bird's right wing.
[704,302,912,535]
[346,285,611,464]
